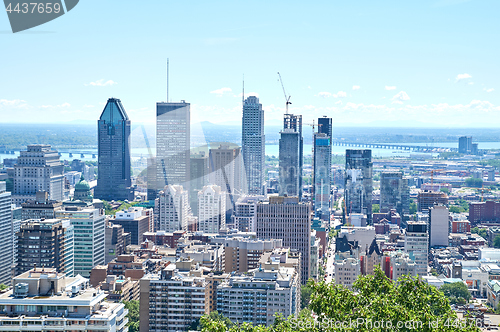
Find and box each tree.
[440,187,450,194]
[440,282,471,304]
[471,227,487,239]
[465,177,483,188]
[410,201,417,214]
[494,235,500,249]
[449,206,462,213]
[200,268,480,331]
[372,204,380,213]
[0,284,7,291]
[123,300,139,332]
[300,284,313,309]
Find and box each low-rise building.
[0,268,128,332]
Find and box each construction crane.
[277,72,291,114]
[422,169,445,186]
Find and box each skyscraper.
[156,101,190,191]
[55,206,105,277]
[189,150,209,216]
[0,182,13,285]
[313,116,332,221]
[257,196,311,283]
[11,144,64,206]
[157,185,189,232]
[458,136,473,154]
[198,185,226,233]
[279,114,303,198]
[380,171,410,216]
[95,98,132,201]
[242,96,265,195]
[344,149,373,224]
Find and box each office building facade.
[55,206,105,277]
[198,185,226,233]
[95,98,133,201]
[405,221,428,276]
[112,207,151,245]
[256,196,311,283]
[429,205,449,247]
[279,114,303,198]
[313,131,331,221]
[380,171,410,216]
[459,136,473,154]
[11,144,64,206]
[16,218,74,277]
[157,185,189,232]
[242,96,265,195]
[344,149,373,223]
[0,182,13,285]
[156,101,190,190]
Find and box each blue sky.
[0,0,498,127]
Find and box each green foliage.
[409,201,417,214]
[200,268,479,332]
[471,227,488,239]
[373,174,380,181]
[440,282,471,304]
[0,284,7,291]
[494,235,500,249]
[372,204,380,213]
[300,285,313,309]
[123,300,139,332]
[465,177,483,188]
[440,187,450,194]
[104,200,138,215]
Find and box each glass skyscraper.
[242,96,265,195]
[344,149,373,224]
[279,114,303,198]
[95,98,132,201]
[155,101,190,192]
[313,117,332,221]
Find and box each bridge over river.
[332,141,458,152]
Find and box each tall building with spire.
[279,114,303,198]
[155,101,190,194]
[242,96,265,195]
[95,98,132,201]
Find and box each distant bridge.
[332,141,458,152]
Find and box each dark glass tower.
[313,116,332,221]
[242,96,265,195]
[344,149,373,224]
[95,98,132,201]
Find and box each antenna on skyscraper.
[242,74,245,106]
[166,58,169,102]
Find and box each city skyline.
[0,1,499,127]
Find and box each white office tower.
[242,96,265,195]
[405,221,429,277]
[157,185,189,232]
[198,185,226,233]
[156,101,190,191]
[11,144,64,206]
[0,182,13,285]
[55,206,105,277]
[429,205,449,247]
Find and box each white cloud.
[210,87,232,96]
[335,100,342,105]
[335,91,347,98]
[468,82,474,85]
[0,99,26,107]
[352,85,360,91]
[392,91,410,104]
[484,88,495,93]
[455,73,472,82]
[85,79,118,87]
[317,92,332,98]
[59,102,71,108]
[385,86,396,90]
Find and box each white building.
[479,248,500,261]
[310,231,320,280]
[384,251,417,281]
[11,145,64,206]
[157,185,189,232]
[335,257,361,290]
[0,268,128,332]
[338,226,376,253]
[198,185,226,233]
[429,205,449,247]
[232,195,266,232]
[217,260,300,327]
[55,206,105,277]
[405,221,429,277]
[0,182,12,285]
